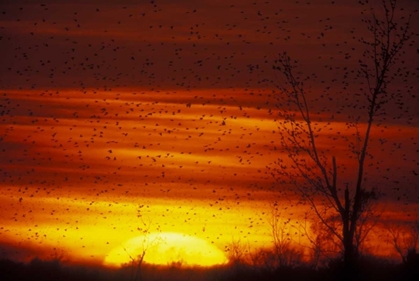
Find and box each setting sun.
[103,232,228,268]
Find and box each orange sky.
[0,0,418,267]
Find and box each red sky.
[0,0,418,265]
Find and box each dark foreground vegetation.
[0,254,418,281]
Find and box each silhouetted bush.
[0,255,417,281]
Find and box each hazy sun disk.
[104,232,228,267]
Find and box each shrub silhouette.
[0,253,417,281]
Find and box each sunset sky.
[0,0,418,266]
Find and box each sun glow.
[103,232,228,267]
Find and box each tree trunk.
[342,186,356,268]
[343,233,355,266]
[342,227,357,281]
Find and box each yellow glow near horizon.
[103,232,229,267]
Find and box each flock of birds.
[0,0,417,262]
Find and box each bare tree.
[269,202,303,268]
[224,237,256,279]
[353,201,382,255]
[225,237,247,270]
[299,214,343,268]
[124,204,161,281]
[385,220,419,263]
[270,0,413,270]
